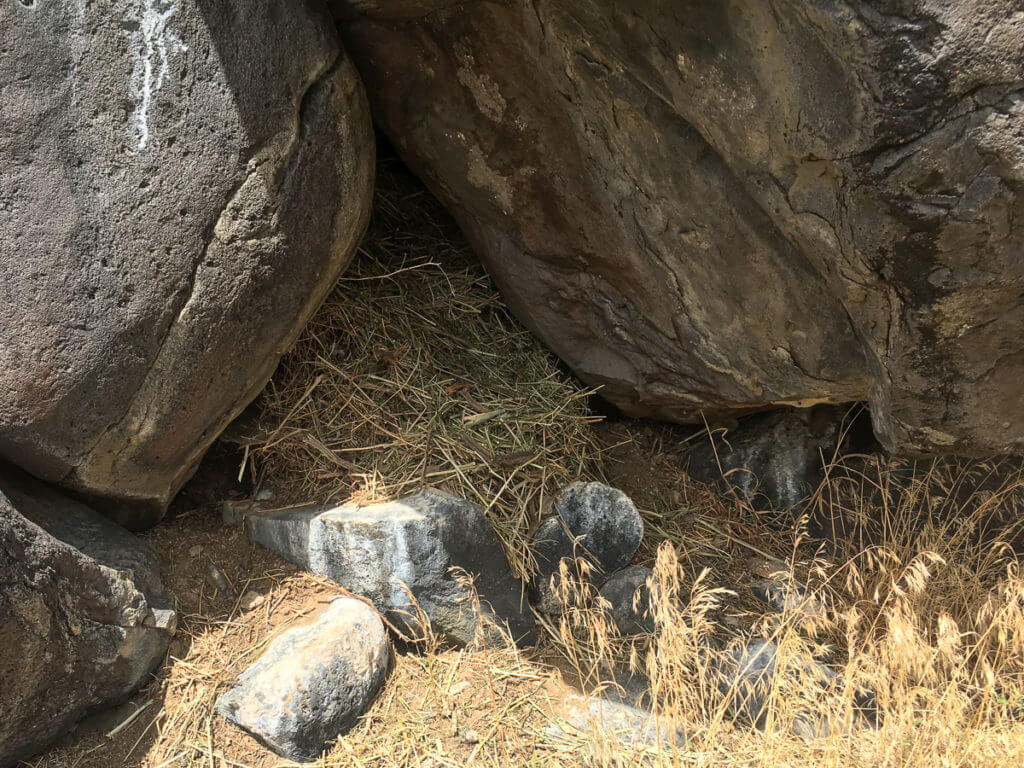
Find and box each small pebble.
[205,564,232,594]
[240,590,264,611]
[461,728,479,744]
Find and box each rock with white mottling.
[687,405,874,512]
[246,489,534,646]
[0,0,374,527]
[530,482,643,612]
[216,597,389,762]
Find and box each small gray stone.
[221,499,257,528]
[530,482,642,611]
[216,597,390,763]
[600,566,655,635]
[240,590,265,611]
[716,640,837,737]
[246,490,533,646]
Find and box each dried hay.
[250,159,603,578]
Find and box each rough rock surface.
[247,490,533,646]
[337,0,1024,456]
[217,597,389,763]
[686,405,873,511]
[530,482,642,610]
[0,1,374,526]
[600,565,655,636]
[717,640,840,737]
[0,466,175,767]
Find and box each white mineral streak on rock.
[125,0,187,151]
[385,511,417,611]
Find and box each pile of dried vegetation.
[250,158,603,578]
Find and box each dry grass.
[574,455,1024,767]
[239,159,1024,767]
[29,160,1024,768]
[249,158,603,578]
[33,456,1024,768]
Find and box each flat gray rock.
[600,565,655,635]
[531,482,642,611]
[216,597,389,763]
[0,0,374,526]
[547,685,686,752]
[0,466,175,767]
[247,490,534,646]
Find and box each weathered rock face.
[247,490,534,646]
[0,1,374,526]
[337,0,1024,456]
[0,467,175,767]
[216,597,390,763]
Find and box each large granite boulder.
[337,0,1024,456]
[0,1,374,527]
[0,466,176,767]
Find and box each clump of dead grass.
[124,456,1024,768]
[251,160,602,577]
[571,456,1024,768]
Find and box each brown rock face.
[0,466,175,767]
[337,0,1024,455]
[0,1,374,526]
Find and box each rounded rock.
[216,597,390,763]
[530,482,643,611]
[600,565,655,635]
